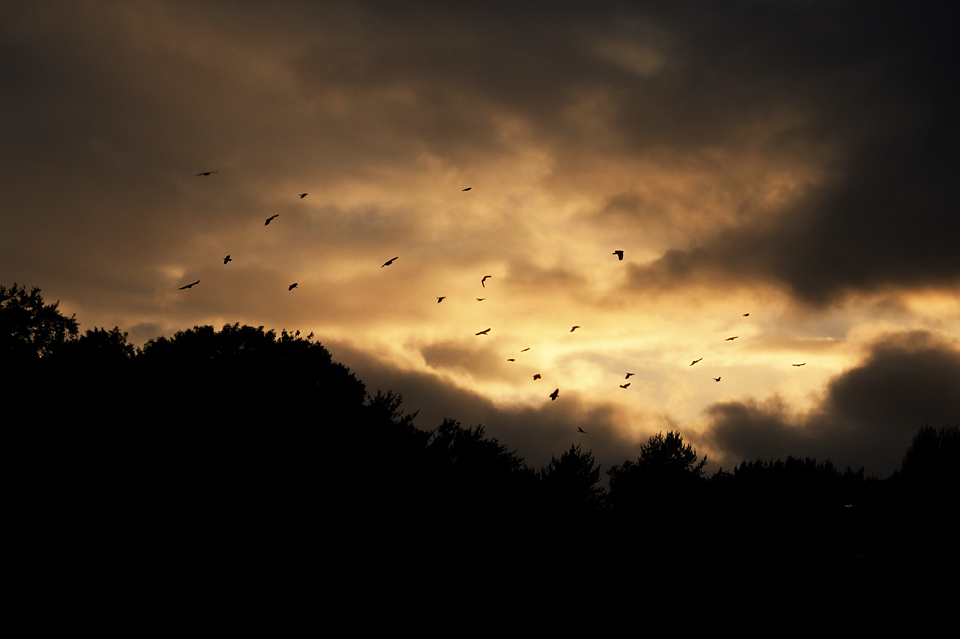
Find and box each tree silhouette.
[7,285,955,580]
[423,420,536,524]
[607,431,707,521]
[539,444,605,518]
[58,326,136,362]
[1,283,78,361]
[899,424,959,490]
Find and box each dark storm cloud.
[319,0,960,308]
[609,2,960,305]
[420,339,512,381]
[704,331,960,476]
[327,339,636,472]
[6,1,956,309]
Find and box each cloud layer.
[2,2,957,475]
[704,331,960,476]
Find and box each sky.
[3,1,958,477]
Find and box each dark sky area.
[2,1,957,475]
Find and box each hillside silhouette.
[4,283,956,586]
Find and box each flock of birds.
[180,173,808,418]
[178,174,309,292]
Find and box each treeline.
[3,283,957,578]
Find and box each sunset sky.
[3,1,958,477]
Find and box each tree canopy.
[1,283,78,361]
[607,431,707,515]
[6,283,956,580]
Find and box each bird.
[714,377,721,382]
[620,383,631,389]
[625,373,635,379]
[223,255,231,265]
[463,187,472,191]
[793,363,806,367]
[437,297,446,303]
[520,348,530,352]
[195,171,218,176]
[613,250,624,260]
[265,214,279,225]
[178,280,200,290]
[481,275,492,287]
[690,358,702,366]
[550,389,559,401]
[570,326,580,332]
[507,358,515,362]
[476,328,491,335]
[578,427,587,433]
[476,298,486,301]
[725,336,738,341]
[299,193,307,198]
[533,374,541,380]
[743,313,750,316]
[289,283,298,291]
[382,257,399,267]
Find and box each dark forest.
[4,283,956,592]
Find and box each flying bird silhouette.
[178,280,200,290]
[620,383,630,389]
[476,298,486,301]
[507,358,515,362]
[382,257,399,267]
[195,171,218,176]
[613,250,624,260]
[533,374,541,380]
[578,427,587,433]
[481,275,492,287]
[463,187,472,191]
[570,326,580,332]
[625,373,635,379]
[743,313,750,316]
[725,336,738,341]
[223,255,231,265]
[289,283,298,291]
[299,193,307,198]
[520,348,530,352]
[690,358,702,366]
[437,297,446,303]
[714,377,721,382]
[476,328,491,335]
[265,214,279,225]
[793,363,806,367]
[550,389,559,401]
